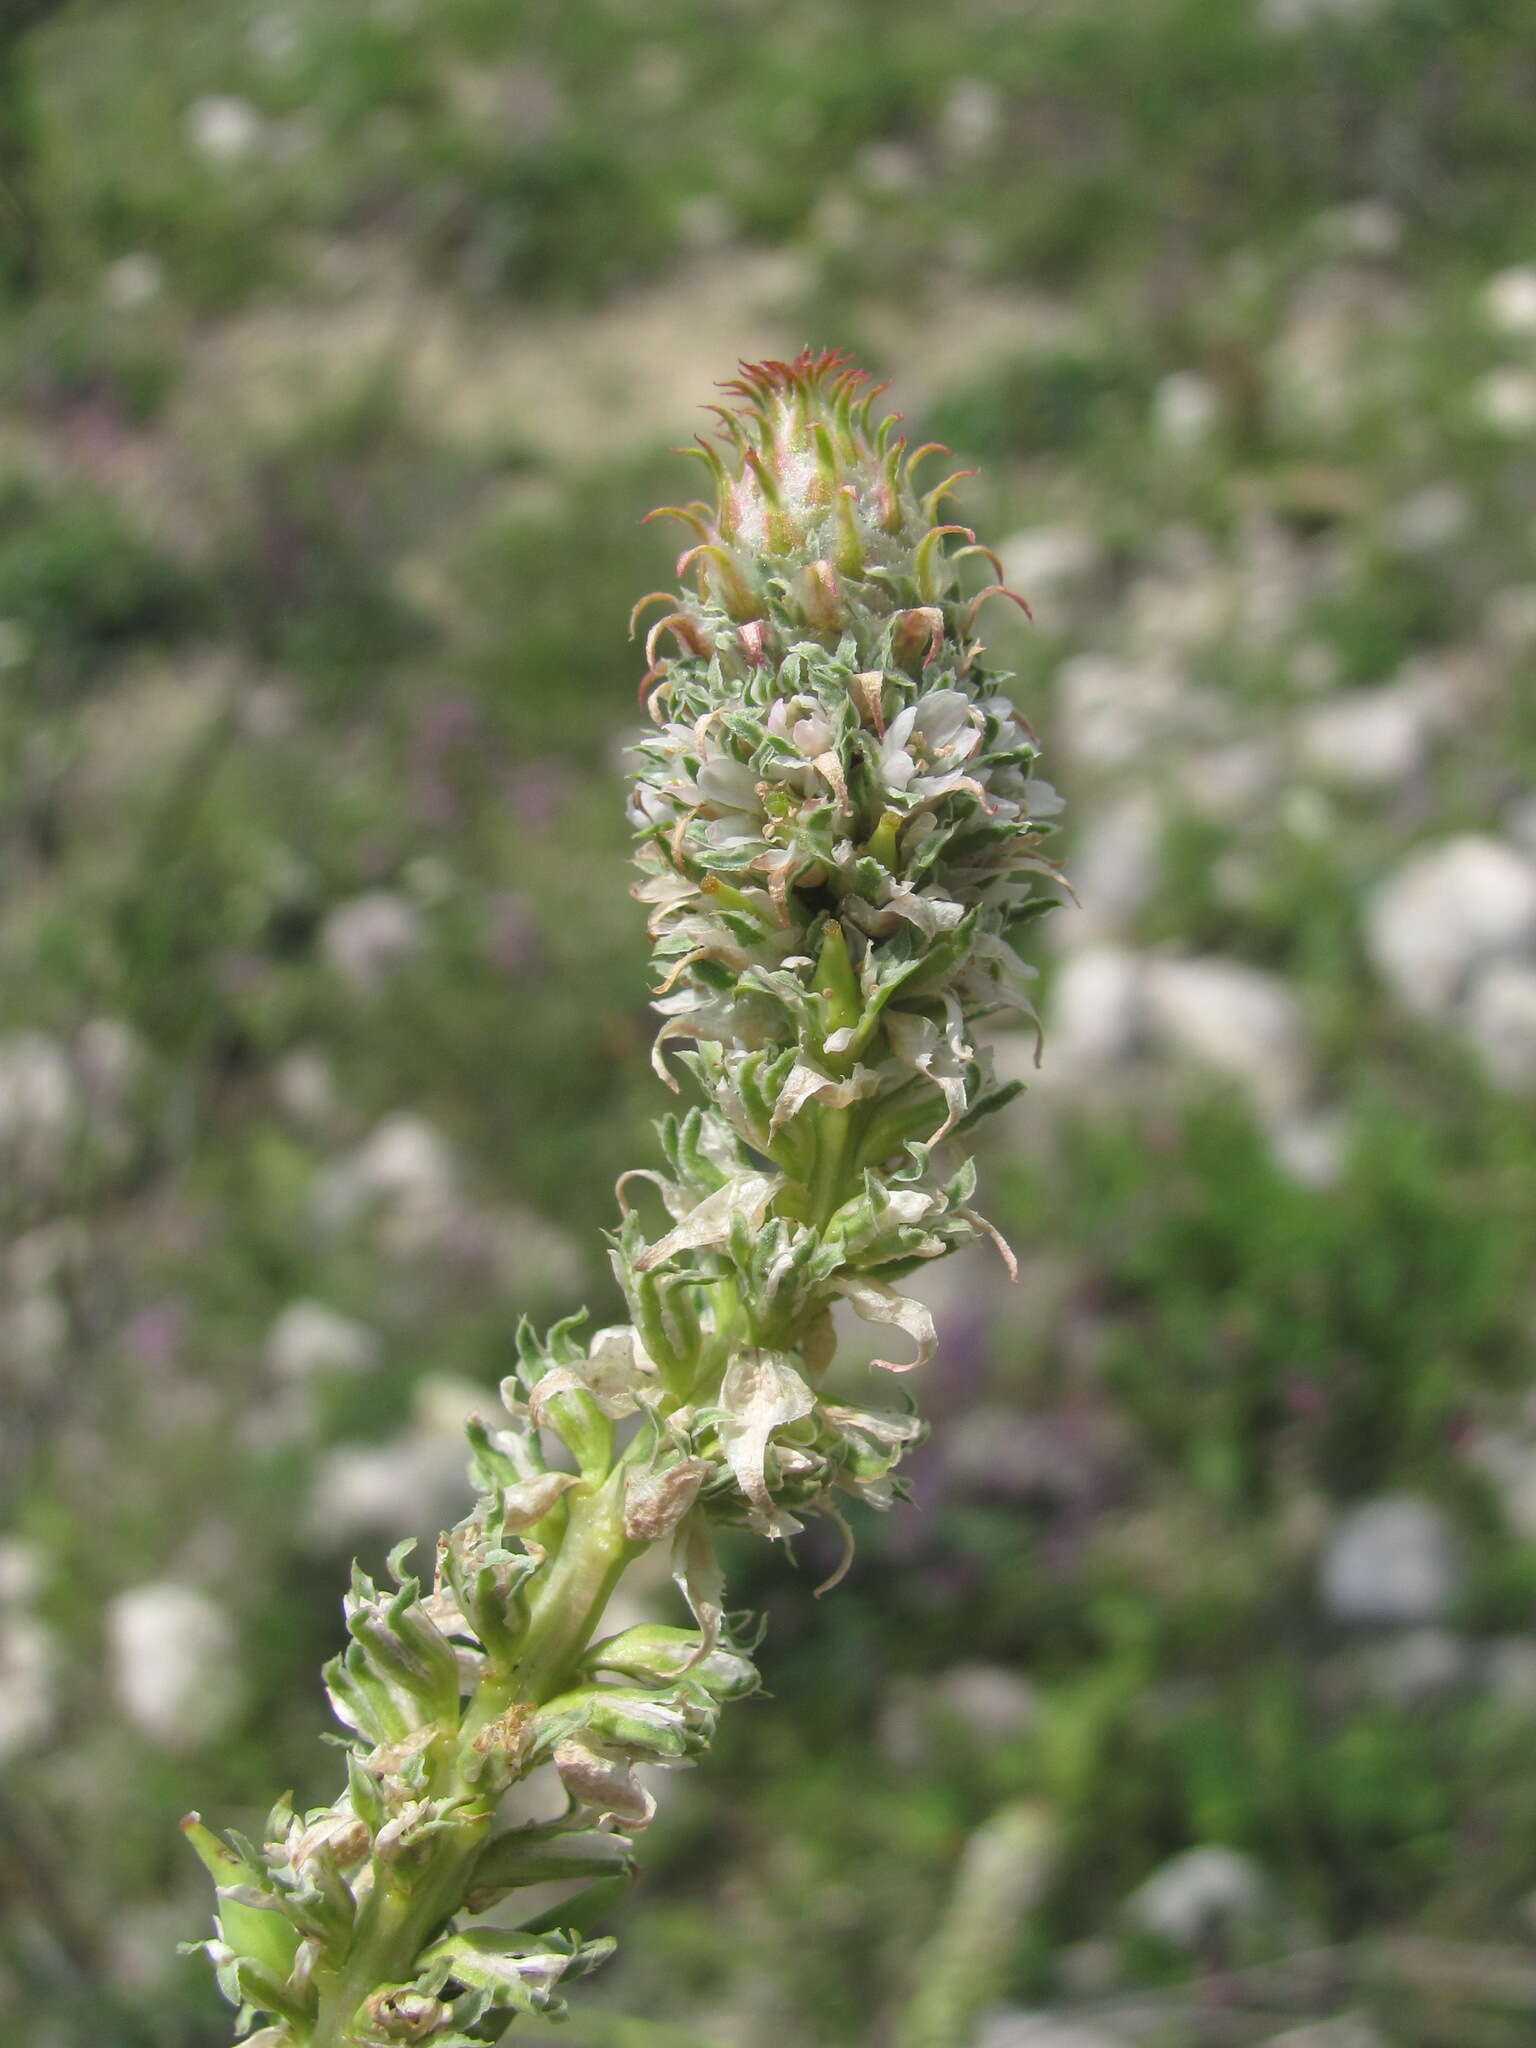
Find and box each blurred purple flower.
[503,760,573,832]
[122,1301,187,1370]
[485,892,539,975]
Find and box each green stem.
[307,1821,487,2048]
[514,1465,634,1703]
[306,1468,637,2046]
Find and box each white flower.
[878,691,983,805]
[695,756,764,844]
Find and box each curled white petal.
[634,1172,779,1272]
[832,1275,937,1373]
[714,1349,817,1535]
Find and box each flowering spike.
[190,351,1063,2048]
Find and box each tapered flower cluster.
[187,351,1061,2047]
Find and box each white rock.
[1464,960,1536,1091]
[1290,640,1342,694]
[1364,836,1536,1016]
[1466,1427,1536,1541]
[976,2019,1125,2048]
[107,1583,244,1750]
[937,78,1004,159]
[484,1205,585,1299]
[266,1300,379,1381]
[1126,559,1228,656]
[1262,0,1386,24]
[0,618,31,669]
[1055,795,1161,946]
[273,1047,337,1125]
[944,1406,1117,1506]
[107,1900,194,1997]
[674,194,735,250]
[1152,372,1220,448]
[1315,199,1402,257]
[1319,1497,1460,1626]
[1354,1627,1469,1707]
[1055,655,1188,773]
[932,1663,1040,1743]
[1474,368,1536,436]
[1487,585,1536,651]
[1387,483,1469,554]
[320,891,423,990]
[1268,1109,1348,1190]
[1143,955,1311,1117]
[103,252,164,310]
[1298,679,1442,789]
[857,141,920,192]
[1046,947,1146,1069]
[1482,264,1536,337]
[6,1218,88,1293]
[75,1017,143,1106]
[998,526,1100,604]
[1485,1638,1536,1709]
[1263,2025,1385,2048]
[1267,272,1391,431]
[186,95,263,164]
[0,1292,67,1378]
[1281,786,1336,843]
[308,1437,469,1544]
[1176,741,1276,822]
[316,1113,457,1231]
[1125,1846,1269,1949]
[353,1115,455,1205]
[0,1035,77,1153]
[0,1614,55,1761]
[306,1377,484,1546]
[412,1374,490,1439]
[0,1539,44,1606]
[1508,792,1536,856]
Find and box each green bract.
[187,350,1061,2046]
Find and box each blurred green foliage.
[4,2,1536,2045]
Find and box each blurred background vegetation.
[4,2,1536,2043]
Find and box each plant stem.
[513,1465,634,1705]
[307,1471,637,2046]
